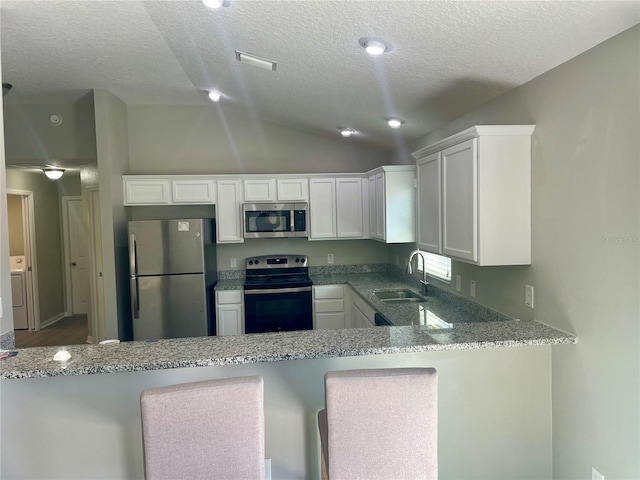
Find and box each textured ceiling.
[2,0,639,149]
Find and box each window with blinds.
[416,251,452,281]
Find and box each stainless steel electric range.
[243,254,313,334]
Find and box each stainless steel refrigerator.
[128,219,217,341]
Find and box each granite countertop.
[1,272,576,380]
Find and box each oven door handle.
[244,286,312,295]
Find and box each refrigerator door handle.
[129,233,137,276]
[131,277,140,319]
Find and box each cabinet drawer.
[313,285,344,300]
[216,290,243,304]
[315,299,344,313]
[315,313,345,330]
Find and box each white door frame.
[87,187,105,343]
[61,195,83,315]
[7,189,40,331]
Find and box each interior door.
[67,198,90,314]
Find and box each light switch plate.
[230,258,237,269]
[470,280,476,297]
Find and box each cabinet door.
[216,179,244,243]
[216,304,243,336]
[416,152,442,254]
[442,139,477,261]
[172,179,216,204]
[309,178,337,239]
[336,177,364,238]
[277,178,309,202]
[350,302,368,328]
[375,173,385,239]
[124,178,171,205]
[368,175,378,238]
[243,179,276,202]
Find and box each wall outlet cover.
[230,258,237,269]
[327,254,334,264]
[525,284,534,308]
[456,275,461,292]
[470,280,476,297]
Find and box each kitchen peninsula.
[1,270,575,379]
[0,268,576,480]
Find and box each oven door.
[244,287,312,333]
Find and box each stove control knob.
[255,259,260,264]
[248,260,253,265]
[295,258,300,263]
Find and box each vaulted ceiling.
[2,1,639,149]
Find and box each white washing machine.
[10,256,28,330]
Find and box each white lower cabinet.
[215,290,244,336]
[350,292,375,328]
[313,285,349,329]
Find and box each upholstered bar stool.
[140,376,265,480]
[318,368,438,480]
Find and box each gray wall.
[3,100,96,165]
[126,104,389,175]
[1,347,553,480]
[94,89,131,340]
[6,169,66,323]
[393,26,640,479]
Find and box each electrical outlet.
[470,280,476,297]
[525,284,534,308]
[230,258,237,269]
[456,275,461,292]
[592,467,604,480]
[327,253,334,264]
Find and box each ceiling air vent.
[235,51,277,71]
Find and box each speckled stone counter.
[311,272,512,326]
[2,271,575,380]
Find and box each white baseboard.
[39,313,66,329]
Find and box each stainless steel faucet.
[407,249,429,295]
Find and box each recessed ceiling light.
[208,90,223,102]
[386,117,405,128]
[358,37,392,56]
[338,127,355,137]
[203,0,224,8]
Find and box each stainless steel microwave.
[242,203,308,238]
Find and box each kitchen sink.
[374,289,426,303]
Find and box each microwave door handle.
[290,210,295,232]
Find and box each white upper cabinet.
[416,152,442,254]
[172,178,216,204]
[243,179,277,202]
[309,177,366,240]
[243,178,308,202]
[123,176,215,205]
[336,177,365,238]
[216,179,244,244]
[412,125,535,266]
[123,177,171,205]
[276,178,309,202]
[309,178,337,239]
[366,166,415,243]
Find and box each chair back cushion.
[141,376,264,480]
[324,368,437,480]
